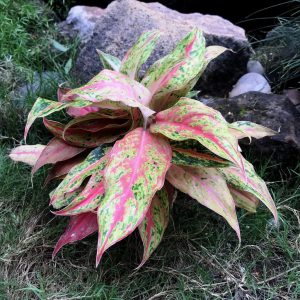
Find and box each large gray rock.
[63,0,251,96]
[201,92,300,165]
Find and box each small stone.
[247,60,265,75]
[229,73,271,97]
[9,71,63,107]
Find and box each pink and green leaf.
[218,158,277,221]
[142,28,206,111]
[229,186,259,213]
[96,49,121,71]
[54,171,105,216]
[61,69,154,119]
[32,138,85,175]
[229,121,277,140]
[44,118,131,148]
[167,164,240,239]
[45,154,86,185]
[137,186,172,268]
[9,144,46,166]
[172,147,232,168]
[120,30,161,80]
[52,212,98,257]
[24,97,103,140]
[50,146,110,209]
[150,98,244,170]
[96,128,172,266]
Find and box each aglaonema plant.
[10,28,278,268]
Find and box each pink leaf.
[32,138,85,175]
[218,157,278,222]
[167,164,241,240]
[62,69,155,119]
[54,172,105,216]
[44,154,86,185]
[96,128,172,266]
[137,185,174,268]
[150,98,244,171]
[52,212,98,258]
[9,144,46,166]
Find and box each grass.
[250,0,300,91]
[0,1,299,299]
[0,147,299,299]
[0,0,78,144]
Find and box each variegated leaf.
[57,85,71,102]
[229,121,277,140]
[142,28,206,111]
[32,138,85,175]
[218,158,277,222]
[9,145,46,166]
[172,147,232,168]
[62,111,130,133]
[137,186,172,268]
[52,212,98,257]
[96,128,172,266]
[150,98,244,170]
[229,187,259,213]
[45,154,85,185]
[24,97,102,140]
[54,171,105,216]
[44,118,130,148]
[120,30,160,80]
[97,49,121,71]
[50,146,110,209]
[167,164,240,239]
[61,69,154,119]
[204,46,228,66]
[67,106,101,117]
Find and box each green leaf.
[120,30,161,80]
[96,49,121,71]
[51,39,69,52]
[54,171,105,216]
[64,58,72,74]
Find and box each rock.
[247,60,265,75]
[10,71,63,107]
[201,92,300,165]
[229,73,271,97]
[63,0,251,96]
[59,6,105,41]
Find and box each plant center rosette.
[10,29,278,268]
